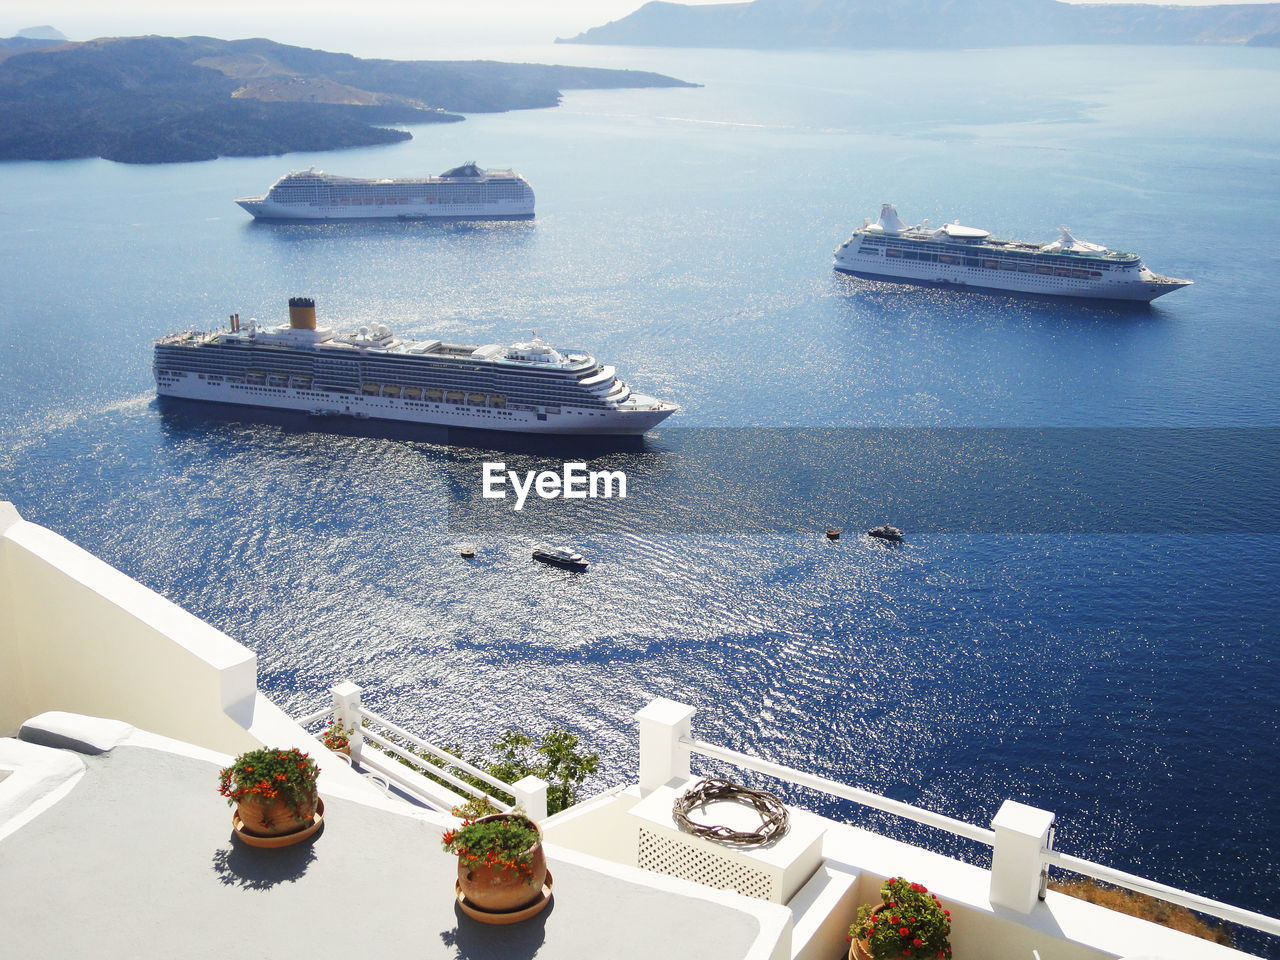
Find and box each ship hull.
[154,373,672,436]
[834,257,1189,303]
[236,198,534,221]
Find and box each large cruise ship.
[153,298,676,435]
[834,204,1192,302]
[234,163,535,220]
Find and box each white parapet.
[0,502,260,753]
[635,697,696,794]
[989,799,1055,914]
[512,774,549,822]
[629,775,828,905]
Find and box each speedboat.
[868,524,904,542]
[533,546,588,571]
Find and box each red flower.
[913,939,923,947]
[891,915,900,924]
[943,910,950,917]
[899,928,910,937]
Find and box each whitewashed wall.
[0,502,260,752]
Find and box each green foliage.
[484,728,599,815]
[850,877,952,960]
[441,814,541,882]
[453,795,502,820]
[376,725,598,816]
[217,746,318,811]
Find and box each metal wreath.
[671,777,790,846]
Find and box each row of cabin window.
[882,248,1102,277]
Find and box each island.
[557,0,1280,50]
[0,34,697,164]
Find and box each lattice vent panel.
[637,828,774,900]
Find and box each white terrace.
[1,500,1276,960]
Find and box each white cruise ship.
[834,204,1192,302]
[234,163,535,220]
[153,298,676,436]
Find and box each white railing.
[1044,849,1280,938]
[635,696,1280,940]
[297,682,548,820]
[684,734,996,845]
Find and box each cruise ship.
[234,163,535,220]
[834,204,1192,302]
[153,298,676,435]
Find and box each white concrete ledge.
[0,737,86,842]
[19,711,135,754]
[0,505,259,752]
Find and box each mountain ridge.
[557,0,1280,49]
[0,34,695,164]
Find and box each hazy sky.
[4,0,1275,55]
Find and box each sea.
[1,38,1278,950]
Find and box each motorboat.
[868,524,904,542]
[533,546,588,571]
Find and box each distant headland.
[0,34,696,164]
[557,0,1280,49]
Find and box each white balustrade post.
[511,775,549,822]
[989,799,1055,913]
[634,697,697,794]
[331,681,363,764]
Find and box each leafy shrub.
[442,814,541,883]
[850,877,952,960]
[218,746,318,812]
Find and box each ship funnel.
[876,203,909,235]
[288,296,317,330]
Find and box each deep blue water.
[2,43,1279,947]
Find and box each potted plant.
[321,719,353,756]
[219,746,320,841]
[442,803,547,916]
[848,877,952,960]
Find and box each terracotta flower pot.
[849,903,886,960]
[456,814,547,913]
[235,792,317,837]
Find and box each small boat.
[533,546,588,571]
[460,544,476,558]
[868,524,904,542]
[825,528,841,540]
